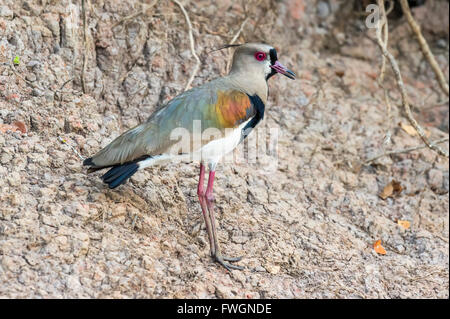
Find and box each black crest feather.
[208,44,242,54]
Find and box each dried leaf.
[379,180,403,199]
[335,69,345,78]
[397,220,410,229]
[399,122,431,137]
[392,180,403,193]
[400,122,419,136]
[379,182,393,200]
[373,240,386,255]
[13,121,27,134]
[0,121,27,134]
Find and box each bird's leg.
[204,169,243,271]
[197,163,215,257]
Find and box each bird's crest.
[208,44,242,54]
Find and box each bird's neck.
[226,71,268,105]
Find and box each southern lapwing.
[83,43,295,270]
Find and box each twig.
[230,17,249,45]
[377,1,389,83]
[385,0,394,16]
[58,136,85,160]
[376,0,392,146]
[81,0,88,94]
[131,214,138,229]
[112,12,143,29]
[225,16,249,73]
[54,77,74,102]
[58,77,74,92]
[172,0,201,91]
[203,25,226,36]
[399,0,449,96]
[382,89,393,146]
[111,0,158,29]
[365,137,449,164]
[375,0,449,158]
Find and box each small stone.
[428,169,443,190]
[265,264,280,274]
[1,153,12,164]
[2,256,22,273]
[26,73,36,82]
[27,60,41,69]
[73,232,90,256]
[66,275,82,291]
[443,172,449,193]
[24,253,38,266]
[31,88,44,96]
[0,6,13,19]
[7,171,21,186]
[317,1,330,18]
[436,39,448,49]
[142,256,154,271]
[55,235,69,250]
[231,235,249,244]
[396,245,405,253]
[215,285,233,298]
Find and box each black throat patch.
[266,48,278,80]
[269,48,277,65]
[241,94,265,142]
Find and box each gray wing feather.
[88,80,231,167]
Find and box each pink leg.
[197,163,215,256]
[205,169,243,270]
[204,170,215,202]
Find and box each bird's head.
[229,43,296,81]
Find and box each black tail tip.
[83,157,94,166]
[102,163,139,189]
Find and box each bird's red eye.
[254,51,266,61]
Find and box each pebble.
[0,6,13,19]
[26,73,36,82]
[428,169,443,190]
[0,0,447,300]
[31,88,44,97]
[317,1,330,18]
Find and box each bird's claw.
[214,254,244,271]
[221,255,242,262]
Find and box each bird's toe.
[214,255,244,271]
[221,255,243,262]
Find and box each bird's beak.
[271,61,296,80]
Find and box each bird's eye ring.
[254,51,266,61]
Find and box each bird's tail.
[100,162,139,189]
[83,155,151,189]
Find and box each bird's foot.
[221,255,242,262]
[214,254,244,271]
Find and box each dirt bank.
[0,0,448,298]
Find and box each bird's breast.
[214,91,254,128]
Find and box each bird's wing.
[85,81,257,168]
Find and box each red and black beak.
[268,48,296,80]
[270,61,296,80]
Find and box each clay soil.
[0,0,448,298]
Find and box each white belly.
[195,120,248,166]
[138,120,249,170]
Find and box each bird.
[83,43,295,271]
